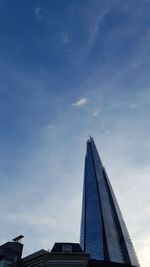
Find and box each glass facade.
[80,137,140,266]
[80,142,104,260]
[0,261,12,267]
[84,143,104,260]
[104,169,140,267]
[80,161,86,251]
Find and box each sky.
[0,0,150,266]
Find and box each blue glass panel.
[104,169,140,267]
[91,140,124,263]
[80,165,86,251]
[80,138,140,266]
[84,143,104,260]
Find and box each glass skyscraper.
[80,137,140,266]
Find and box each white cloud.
[72,98,89,108]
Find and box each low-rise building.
[22,243,89,267]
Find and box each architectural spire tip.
[88,135,93,142]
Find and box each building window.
[62,245,72,253]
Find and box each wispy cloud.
[72,98,89,108]
[0,2,149,266]
[92,110,99,116]
[64,4,112,64]
[34,7,43,23]
[92,108,102,117]
[62,31,70,44]
[44,124,56,130]
[87,8,110,50]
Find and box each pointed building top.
[88,135,93,141]
[80,138,140,266]
[86,136,103,166]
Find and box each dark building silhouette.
[22,243,89,267]
[80,137,140,266]
[0,240,23,267]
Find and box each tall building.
[80,137,140,267]
[0,138,141,267]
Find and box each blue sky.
[0,0,150,266]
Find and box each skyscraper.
[80,137,140,266]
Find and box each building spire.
[80,138,140,266]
